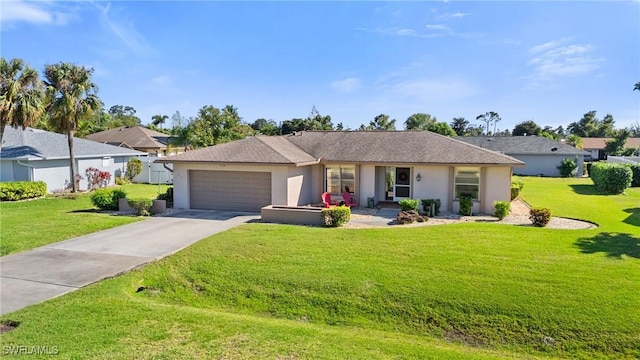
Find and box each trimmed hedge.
[459,196,473,216]
[628,163,640,187]
[511,180,524,200]
[590,162,632,194]
[321,206,351,227]
[398,198,419,212]
[91,188,127,210]
[493,200,510,220]
[0,181,47,201]
[529,207,551,227]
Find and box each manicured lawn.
[1,178,638,359]
[0,183,170,256]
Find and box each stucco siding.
[482,167,512,214]
[511,154,583,177]
[359,165,376,207]
[32,160,72,191]
[1,161,16,182]
[413,166,450,212]
[287,166,313,206]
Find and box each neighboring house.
[582,137,640,160]
[157,131,525,214]
[0,126,146,192]
[456,136,589,177]
[87,126,184,157]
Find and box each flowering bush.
[529,207,551,227]
[85,167,112,190]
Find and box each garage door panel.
[189,170,271,211]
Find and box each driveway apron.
[0,210,258,315]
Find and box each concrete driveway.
[0,210,259,315]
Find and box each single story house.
[582,137,640,160]
[1,126,146,192]
[456,136,589,177]
[157,131,525,214]
[87,126,185,157]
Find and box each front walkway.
[0,210,259,315]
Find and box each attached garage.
[189,170,271,212]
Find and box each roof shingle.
[456,136,589,155]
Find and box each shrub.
[321,206,351,227]
[627,163,640,187]
[0,181,47,201]
[493,200,510,220]
[126,158,143,180]
[557,157,578,178]
[585,162,592,176]
[156,187,174,208]
[114,175,130,185]
[91,188,127,210]
[398,199,419,212]
[590,162,632,194]
[511,180,524,200]
[529,207,551,227]
[459,195,473,216]
[85,167,112,190]
[421,199,441,216]
[128,198,153,216]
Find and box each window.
[325,165,356,195]
[454,167,479,200]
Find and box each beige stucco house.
[156,131,525,214]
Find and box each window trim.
[454,167,480,200]
[325,165,356,196]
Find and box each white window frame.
[454,167,480,200]
[325,165,356,196]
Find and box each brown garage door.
[189,170,272,212]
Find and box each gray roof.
[455,136,589,156]
[158,131,524,166]
[0,126,147,160]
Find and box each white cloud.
[526,39,604,85]
[0,0,74,26]
[425,24,449,31]
[384,78,476,102]
[98,3,155,56]
[331,78,361,93]
[437,12,470,20]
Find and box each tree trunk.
[67,129,78,192]
[0,123,5,150]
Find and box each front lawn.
[1,177,638,358]
[0,183,170,256]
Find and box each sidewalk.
[0,210,259,315]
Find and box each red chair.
[342,192,358,208]
[321,192,332,208]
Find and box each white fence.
[132,156,173,184]
[607,156,640,164]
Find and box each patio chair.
[342,191,358,208]
[321,192,332,208]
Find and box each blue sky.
[2,1,639,132]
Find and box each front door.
[394,167,411,200]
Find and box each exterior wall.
[482,167,512,214]
[412,166,451,213]
[511,154,583,177]
[0,160,16,182]
[359,164,376,207]
[286,166,313,206]
[171,163,294,209]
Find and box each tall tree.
[428,122,456,136]
[566,134,583,149]
[44,62,101,192]
[567,111,616,138]
[251,118,280,135]
[604,129,633,156]
[151,114,168,129]
[359,114,396,131]
[476,111,501,136]
[0,58,46,147]
[107,105,141,128]
[634,81,640,92]
[512,120,542,136]
[404,113,437,130]
[450,117,469,136]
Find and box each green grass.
[0,183,170,256]
[1,178,638,359]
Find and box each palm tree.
[0,58,45,148]
[44,62,101,192]
[151,114,168,129]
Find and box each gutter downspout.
[17,160,36,181]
